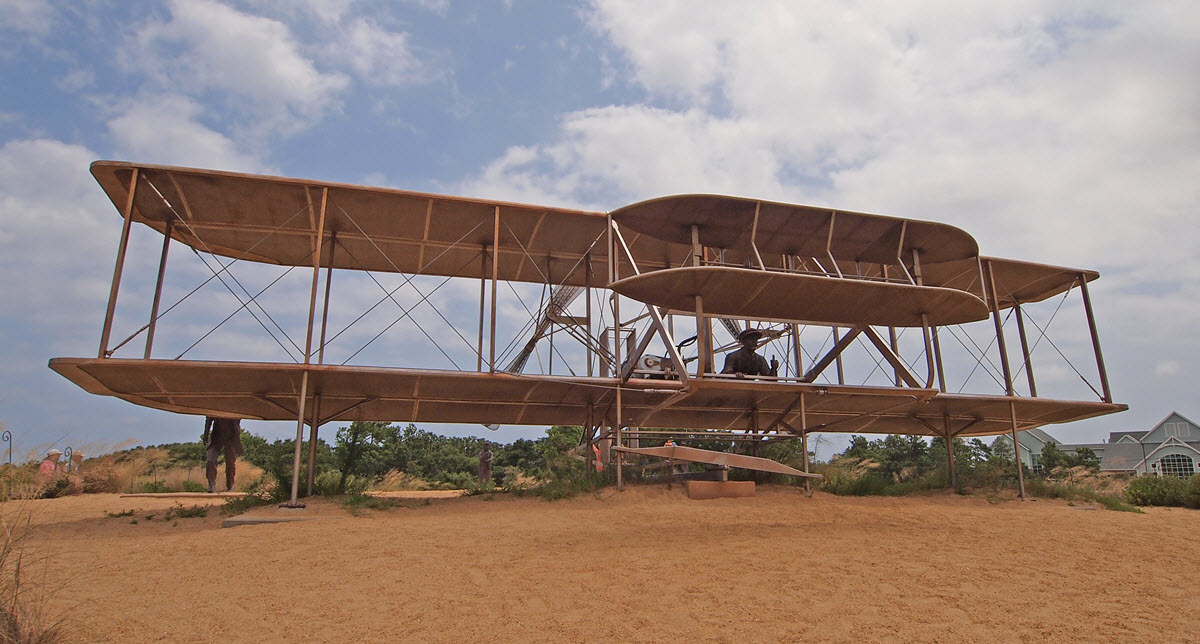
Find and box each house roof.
[1099,443,1145,471]
[1110,431,1146,443]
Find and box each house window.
[1030,454,1044,474]
[1165,422,1193,438]
[1158,454,1195,478]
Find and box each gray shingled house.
[994,411,1200,477]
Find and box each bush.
[1125,475,1188,507]
[137,481,169,494]
[180,480,207,493]
[313,471,368,496]
[1186,473,1200,509]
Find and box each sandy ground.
[16,486,1200,643]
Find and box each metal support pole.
[944,417,957,489]
[305,393,322,497]
[800,392,810,492]
[985,260,1015,396]
[832,327,845,384]
[478,244,487,372]
[317,233,336,365]
[1010,400,1026,499]
[931,326,947,392]
[1078,276,1113,403]
[690,224,709,376]
[100,168,139,358]
[585,403,594,474]
[490,207,500,372]
[288,186,327,507]
[287,371,310,507]
[1013,301,1037,397]
[585,251,593,377]
[144,217,173,359]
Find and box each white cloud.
[326,17,425,87]
[0,139,114,339]
[0,0,55,37]
[106,94,266,172]
[128,0,348,137]
[1155,361,1180,377]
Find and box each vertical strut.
[100,168,139,358]
[1078,276,1112,403]
[144,217,173,359]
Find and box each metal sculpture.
[49,161,1126,504]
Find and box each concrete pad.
[121,492,246,498]
[685,480,755,500]
[222,515,324,528]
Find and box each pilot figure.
[721,329,778,378]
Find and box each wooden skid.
[614,445,821,479]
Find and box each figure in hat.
[69,450,84,474]
[721,328,778,378]
[38,449,63,478]
[477,443,494,487]
[203,417,244,493]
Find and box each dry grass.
[371,469,435,491]
[0,496,66,642]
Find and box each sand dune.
[20,486,1200,642]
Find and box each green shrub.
[1125,475,1188,507]
[180,480,206,493]
[221,477,278,515]
[313,471,367,496]
[137,480,169,494]
[1186,473,1200,509]
[164,504,208,520]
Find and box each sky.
[0,0,1197,461]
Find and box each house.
[993,411,1200,477]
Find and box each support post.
[800,392,810,492]
[144,217,173,358]
[287,372,310,507]
[585,251,593,377]
[100,168,139,358]
[1010,400,1026,499]
[478,244,487,372]
[931,326,947,392]
[832,327,845,384]
[1013,301,1037,397]
[305,393,322,497]
[984,260,1015,396]
[490,207,500,372]
[944,417,957,490]
[690,224,709,376]
[288,186,327,507]
[317,232,336,365]
[585,403,595,474]
[1078,276,1113,403]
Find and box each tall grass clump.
[0,497,66,642]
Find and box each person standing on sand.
[478,443,493,487]
[203,417,244,493]
[38,449,63,478]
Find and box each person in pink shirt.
[38,449,63,478]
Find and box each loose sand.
[18,487,1200,642]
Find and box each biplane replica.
[50,161,1126,505]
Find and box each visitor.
[38,449,63,478]
[203,417,244,493]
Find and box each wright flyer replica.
[51,161,1127,502]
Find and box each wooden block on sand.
[685,480,755,500]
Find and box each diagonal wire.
[339,249,488,368]
[332,201,485,355]
[119,178,313,358]
[176,264,301,360]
